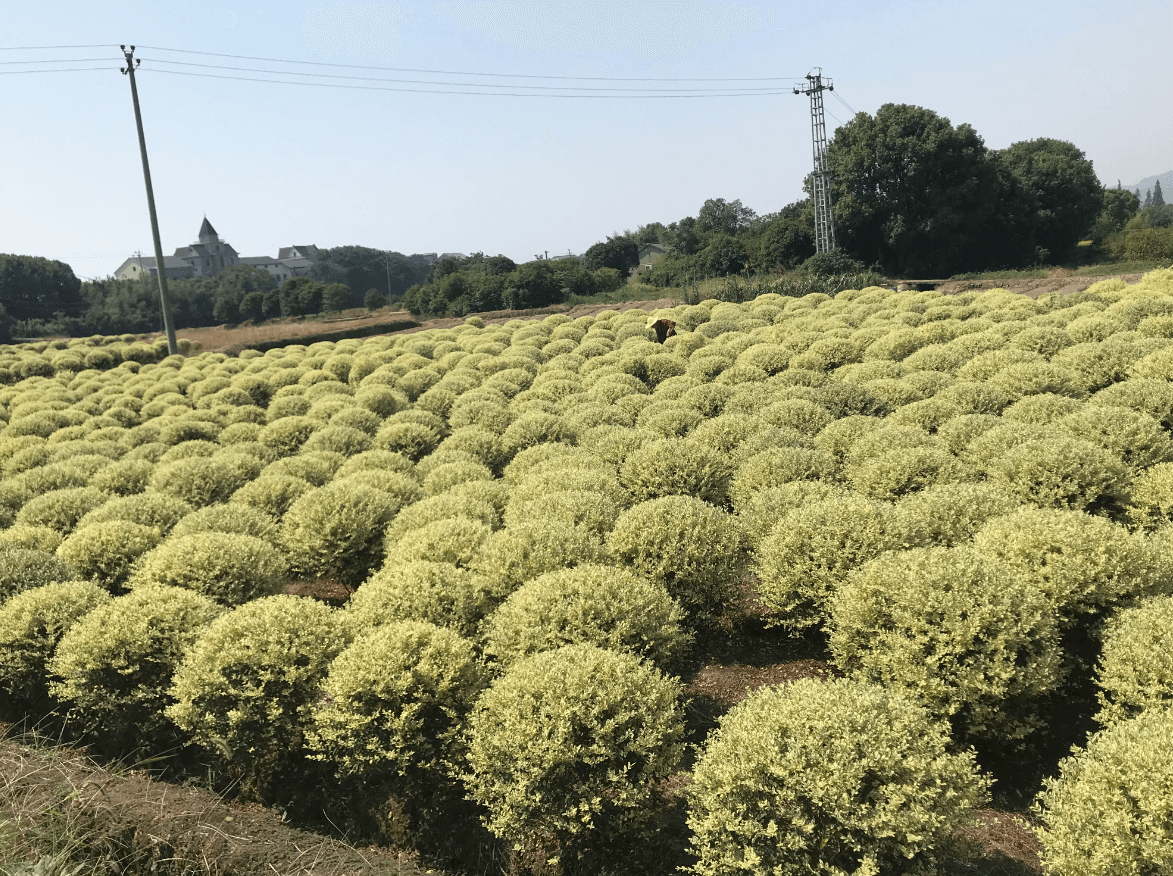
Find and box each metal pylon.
[794,68,836,253]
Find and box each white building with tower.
[114,218,318,284]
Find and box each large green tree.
[278,277,324,317]
[665,217,702,256]
[996,138,1104,261]
[582,236,638,275]
[825,104,1003,277]
[0,254,85,321]
[695,198,757,236]
[311,246,430,304]
[1089,187,1141,244]
[210,264,277,323]
[759,210,816,271]
[700,233,749,276]
[637,222,668,245]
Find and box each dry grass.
[0,724,427,876]
[151,308,417,354]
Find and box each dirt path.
[932,272,1148,299]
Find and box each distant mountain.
[1120,170,1173,201]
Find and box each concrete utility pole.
[121,45,179,356]
[794,68,837,254]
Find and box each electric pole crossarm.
[121,44,179,357]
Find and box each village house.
[113,219,319,284]
[633,242,668,276]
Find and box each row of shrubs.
[3,271,1173,872]
[3,567,1168,875]
[0,335,198,384]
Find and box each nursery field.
[4,271,1173,874]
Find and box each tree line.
[399,253,627,317]
[4,102,1170,335]
[635,105,1168,283]
[0,246,435,340]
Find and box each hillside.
[1121,169,1172,200]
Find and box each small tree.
[1154,179,1166,207]
[322,282,352,312]
[364,287,387,310]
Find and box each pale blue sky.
[2,1,1170,280]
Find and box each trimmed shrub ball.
[1126,462,1173,530]
[149,457,247,507]
[829,545,1063,742]
[56,521,162,592]
[606,496,742,619]
[385,493,499,544]
[465,644,684,863]
[686,677,989,876]
[76,492,192,534]
[1034,706,1173,876]
[282,482,403,583]
[384,517,493,571]
[755,494,896,633]
[619,436,733,506]
[166,595,350,799]
[1092,595,1173,728]
[170,503,280,545]
[0,547,73,604]
[15,486,109,534]
[887,481,1022,548]
[0,579,110,716]
[49,585,224,754]
[482,564,689,669]
[502,489,622,537]
[346,560,494,639]
[129,532,285,606]
[229,473,314,519]
[306,621,486,802]
[986,436,1127,513]
[973,507,1170,622]
[470,519,605,601]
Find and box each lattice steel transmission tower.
[794,68,836,253]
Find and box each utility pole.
[385,251,393,302]
[121,45,179,356]
[794,68,837,254]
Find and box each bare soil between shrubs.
[3,575,1046,876]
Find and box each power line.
[0,66,114,75]
[144,67,792,98]
[136,44,801,83]
[831,90,857,115]
[139,57,789,93]
[0,57,116,64]
[0,44,117,50]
